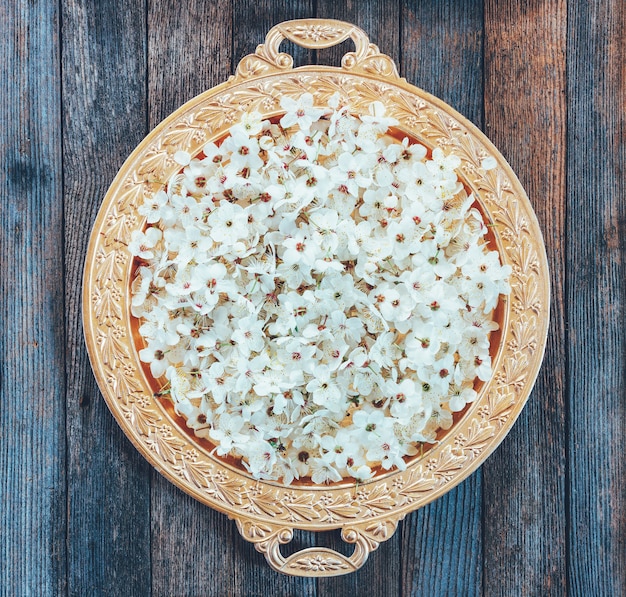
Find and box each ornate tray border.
[83,19,549,576]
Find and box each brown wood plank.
[62,0,152,594]
[0,0,67,594]
[567,0,626,593]
[483,1,567,594]
[399,2,484,594]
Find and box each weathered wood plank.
[567,0,626,594]
[0,0,66,594]
[483,0,567,594]
[62,0,152,594]
[147,0,233,131]
[310,2,403,595]
[146,2,239,595]
[399,2,484,595]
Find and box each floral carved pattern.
[289,555,350,573]
[84,31,549,577]
[282,23,348,43]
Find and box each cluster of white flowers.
[130,93,511,485]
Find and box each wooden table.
[2,1,624,595]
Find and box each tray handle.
[233,18,400,81]
[235,518,399,577]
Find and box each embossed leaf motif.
[459,134,493,172]
[510,236,540,279]
[206,475,247,507]
[107,365,143,404]
[364,519,394,540]
[92,285,122,323]
[265,77,312,100]
[104,207,138,247]
[175,456,248,506]
[388,90,428,127]
[351,81,393,111]
[479,169,515,210]
[487,387,516,423]
[235,56,281,81]
[95,325,130,367]
[497,353,530,395]
[302,76,353,106]
[419,109,463,142]
[508,316,538,355]
[175,456,215,490]
[512,277,542,315]
[125,402,161,437]
[164,118,207,149]
[244,487,285,518]
[399,470,437,502]
[146,428,186,464]
[237,519,275,540]
[356,484,396,517]
[357,55,398,79]
[426,447,468,483]
[195,97,239,132]
[319,494,361,522]
[94,248,125,283]
[136,144,170,179]
[281,493,321,522]
[462,419,496,456]
[232,85,279,112]
[492,198,523,233]
[116,179,147,212]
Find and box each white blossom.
[130,94,511,486]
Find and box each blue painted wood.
[62,0,152,595]
[567,0,626,594]
[482,0,568,594]
[0,1,67,595]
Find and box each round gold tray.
[83,19,549,577]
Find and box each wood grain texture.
[400,2,484,595]
[62,0,152,595]
[147,0,233,131]
[567,0,626,594]
[483,1,567,594]
[0,1,66,595]
[147,2,239,596]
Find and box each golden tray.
[83,19,550,577]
